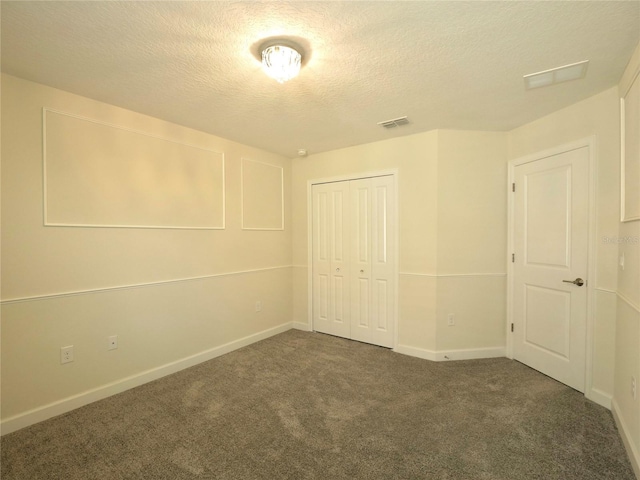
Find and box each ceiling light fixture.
[524,60,589,90]
[261,42,302,83]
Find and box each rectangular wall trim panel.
[241,158,284,230]
[43,108,225,229]
[621,70,640,221]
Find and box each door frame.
[306,169,399,348]
[506,137,599,402]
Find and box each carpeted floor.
[1,329,635,479]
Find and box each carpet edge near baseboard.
[612,399,640,479]
[0,322,295,437]
[394,344,506,362]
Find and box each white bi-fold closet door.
[311,175,395,348]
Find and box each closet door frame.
[306,169,399,349]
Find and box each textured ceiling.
[2,1,639,157]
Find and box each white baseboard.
[291,321,312,331]
[434,346,506,361]
[586,387,612,410]
[394,344,437,361]
[612,399,640,479]
[1,322,294,436]
[395,344,506,362]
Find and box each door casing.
[507,137,600,404]
[306,169,399,349]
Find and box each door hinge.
[511,323,514,332]
[512,253,515,263]
[512,183,515,192]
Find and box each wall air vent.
[377,116,409,129]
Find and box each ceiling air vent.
[524,60,589,90]
[377,116,409,129]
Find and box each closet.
[311,175,395,348]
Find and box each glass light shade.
[261,45,301,83]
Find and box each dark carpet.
[1,329,635,479]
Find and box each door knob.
[562,278,585,286]
[336,268,340,272]
[360,269,364,273]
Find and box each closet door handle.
[336,268,340,273]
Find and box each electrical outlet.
[447,314,455,326]
[255,301,262,312]
[108,335,118,351]
[61,345,74,364]
[632,376,637,400]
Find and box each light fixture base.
[260,40,303,83]
[252,37,309,84]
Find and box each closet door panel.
[312,188,331,334]
[350,178,373,344]
[312,183,350,338]
[370,176,395,347]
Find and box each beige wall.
[291,129,508,356]
[436,130,507,275]
[613,42,640,477]
[435,131,507,352]
[1,75,293,426]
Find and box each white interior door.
[512,146,589,392]
[312,175,395,348]
[312,182,350,339]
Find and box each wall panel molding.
[297,269,507,278]
[0,265,293,305]
[43,108,225,229]
[618,291,640,314]
[399,272,506,278]
[595,287,617,295]
[620,69,640,222]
